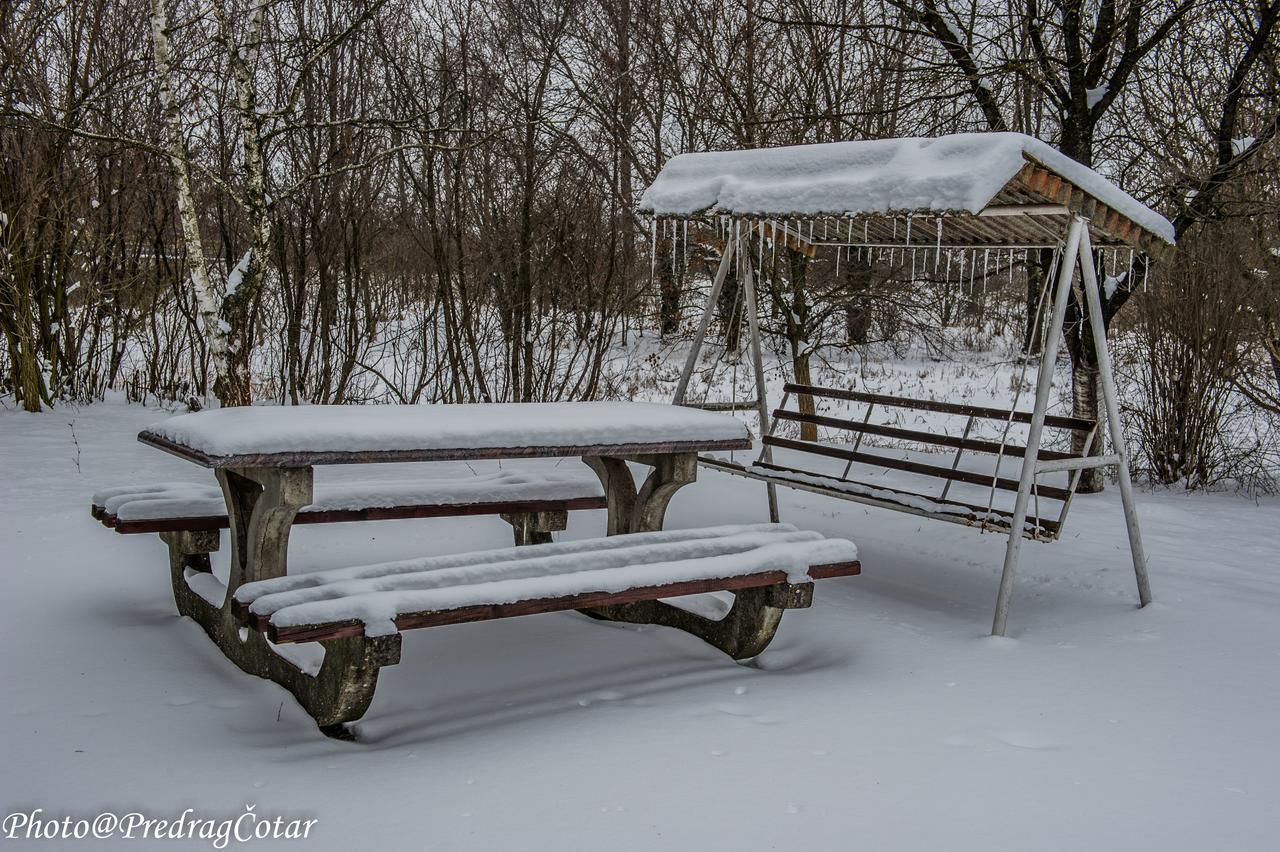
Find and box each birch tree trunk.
[149,0,228,402]
[212,0,272,408]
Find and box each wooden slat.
[760,221,818,257]
[249,561,862,644]
[747,460,1058,539]
[782,383,1095,432]
[763,435,1072,501]
[1012,157,1174,261]
[772,409,1078,462]
[95,495,608,535]
[137,432,751,469]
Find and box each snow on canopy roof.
[639,132,1175,247]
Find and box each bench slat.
[783,383,1095,432]
[772,409,1079,462]
[98,496,607,534]
[749,460,1059,538]
[763,435,1072,502]
[254,561,861,644]
[234,523,858,644]
[92,472,607,534]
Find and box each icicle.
[1127,249,1135,288]
[905,215,912,246]
[669,219,677,280]
[934,218,943,271]
[1008,249,1014,285]
[759,220,765,273]
[649,219,658,286]
[835,245,842,277]
[847,218,854,245]
[946,250,953,282]
[911,248,917,282]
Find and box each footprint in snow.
[577,689,625,707]
[990,730,1061,750]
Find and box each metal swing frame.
[672,214,1152,635]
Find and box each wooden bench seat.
[90,469,607,541]
[233,522,861,645]
[207,522,858,737]
[709,382,1099,542]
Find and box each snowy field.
[2,396,1278,850]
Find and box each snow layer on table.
[639,132,1175,245]
[142,401,748,459]
[235,523,857,636]
[92,469,603,521]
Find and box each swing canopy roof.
[639,132,1174,259]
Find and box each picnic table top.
[138,401,751,468]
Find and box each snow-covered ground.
[2,397,1278,850]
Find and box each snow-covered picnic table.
[125,401,850,737]
[137,399,751,584]
[138,401,750,467]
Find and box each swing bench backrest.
[744,382,1100,542]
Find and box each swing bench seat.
[701,382,1100,542]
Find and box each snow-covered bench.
[229,522,859,735]
[91,469,608,545]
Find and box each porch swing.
[639,132,1176,634]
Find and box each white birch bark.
[209,0,272,405]
[149,0,230,396]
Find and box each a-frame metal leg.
[1076,228,1153,608]
[673,226,738,405]
[992,216,1085,636]
[738,228,780,523]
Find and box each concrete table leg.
[162,467,401,737]
[581,452,799,659]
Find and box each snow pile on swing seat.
[639,132,1175,246]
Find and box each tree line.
[3,0,1278,488]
